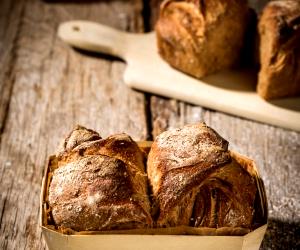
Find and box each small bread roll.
[147,123,257,228]
[257,0,300,100]
[48,126,152,231]
[156,0,249,78]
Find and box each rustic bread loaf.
[257,0,300,100]
[155,0,249,78]
[147,123,257,228]
[48,126,152,231]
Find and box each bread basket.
[40,141,268,250]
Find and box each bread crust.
[155,0,249,78]
[192,157,256,228]
[147,123,257,228]
[48,126,152,231]
[258,0,300,99]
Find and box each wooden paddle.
[58,21,300,132]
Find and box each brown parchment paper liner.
[40,141,267,236]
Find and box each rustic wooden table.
[0,0,299,249]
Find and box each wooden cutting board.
[58,21,300,132]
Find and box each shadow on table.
[202,69,300,111]
[268,98,300,112]
[73,47,125,62]
[202,68,257,92]
[260,218,300,250]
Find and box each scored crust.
[155,0,249,78]
[147,123,257,228]
[192,157,256,228]
[48,126,152,231]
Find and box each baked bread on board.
[155,0,249,78]
[257,0,300,100]
[48,126,152,231]
[147,123,257,228]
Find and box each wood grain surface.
[0,0,299,249]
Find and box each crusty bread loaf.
[147,123,257,228]
[257,0,300,100]
[48,126,152,231]
[155,0,249,78]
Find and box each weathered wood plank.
[0,0,26,136]
[148,1,300,249]
[0,0,299,249]
[150,96,205,138]
[0,0,146,249]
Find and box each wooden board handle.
[58,21,128,58]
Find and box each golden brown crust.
[148,123,231,226]
[257,0,300,100]
[57,125,101,156]
[147,123,257,228]
[156,0,249,78]
[192,157,256,228]
[48,126,152,231]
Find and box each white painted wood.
[58,21,300,132]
